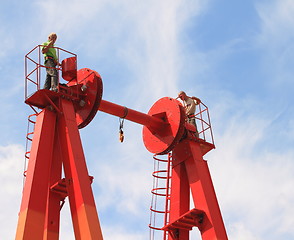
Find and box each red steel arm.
[99,99,168,130]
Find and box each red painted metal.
[57,98,103,239]
[190,102,215,145]
[16,96,103,240]
[99,97,186,155]
[149,154,172,240]
[67,68,103,129]
[25,45,77,100]
[20,45,227,240]
[25,49,103,129]
[99,99,168,130]
[18,48,104,239]
[44,126,63,240]
[143,97,186,155]
[163,139,228,240]
[61,57,77,81]
[16,109,57,239]
[166,151,190,240]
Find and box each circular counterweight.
[143,97,186,155]
[67,68,103,129]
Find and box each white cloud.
[102,224,147,240]
[228,222,262,240]
[209,96,294,239]
[32,0,208,104]
[0,144,25,240]
[256,0,294,47]
[0,28,15,59]
[115,0,208,102]
[92,149,152,215]
[255,0,294,87]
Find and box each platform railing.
[24,45,77,100]
[191,102,215,146]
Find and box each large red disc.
[143,97,186,154]
[67,68,103,129]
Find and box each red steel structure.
[16,46,228,239]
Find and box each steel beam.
[169,161,190,239]
[16,109,56,240]
[168,139,228,240]
[99,99,167,130]
[43,128,64,240]
[58,98,103,240]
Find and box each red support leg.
[16,109,56,240]
[58,98,103,240]
[168,161,190,239]
[184,140,227,240]
[44,129,64,240]
[164,139,228,240]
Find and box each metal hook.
[119,117,125,142]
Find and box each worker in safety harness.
[177,91,201,137]
[42,33,60,92]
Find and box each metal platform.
[25,89,60,109]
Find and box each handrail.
[187,101,215,146]
[24,45,77,100]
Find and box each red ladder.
[23,111,38,182]
[149,153,172,240]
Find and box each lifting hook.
[119,107,128,143]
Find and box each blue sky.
[1,0,294,239]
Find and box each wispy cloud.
[35,0,208,104]
[256,0,294,47]
[255,0,294,87]
[209,94,294,239]
[102,225,147,240]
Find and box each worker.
[42,33,60,92]
[177,91,201,137]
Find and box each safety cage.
[25,45,77,101]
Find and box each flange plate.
[143,97,185,154]
[67,68,103,129]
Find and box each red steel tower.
[16,46,228,239]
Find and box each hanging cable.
[119,107,128,143]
